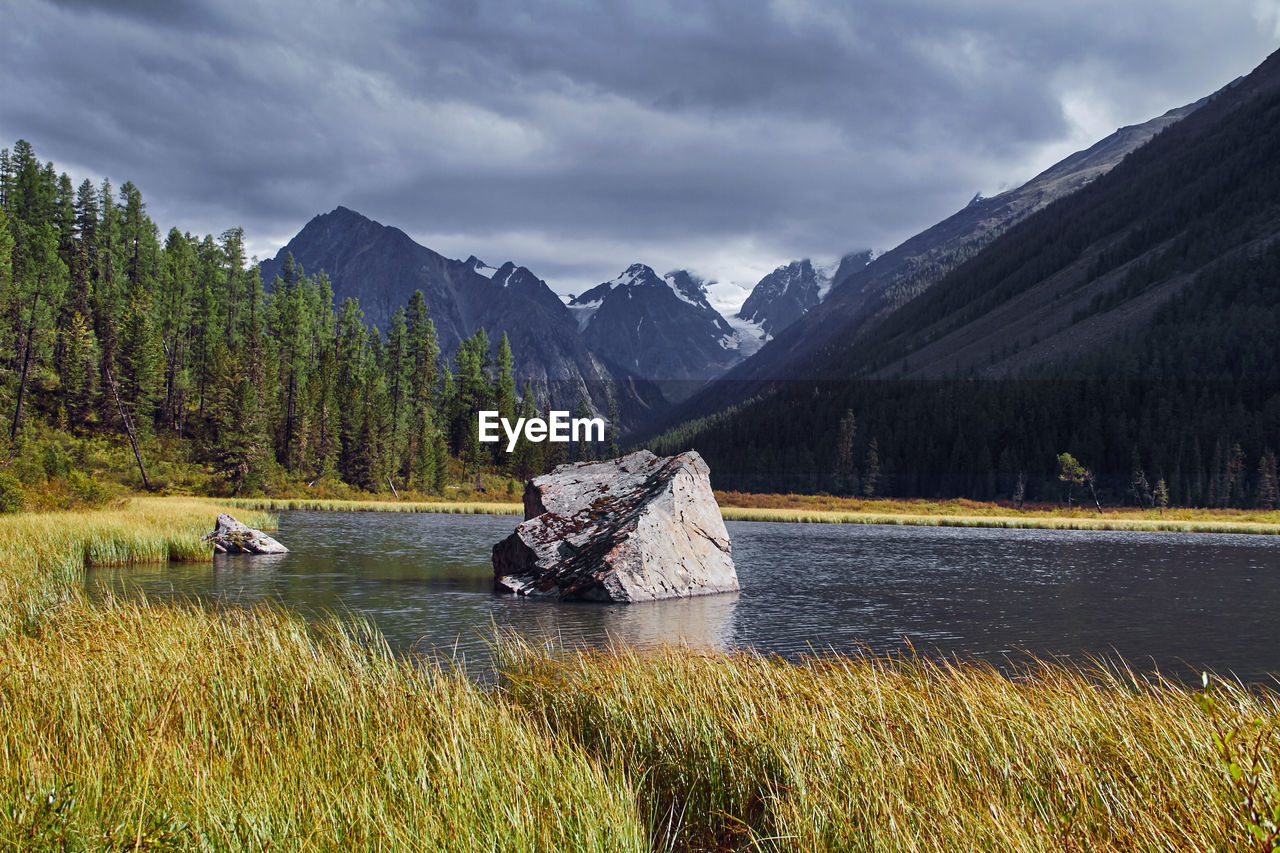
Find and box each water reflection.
[85,510,1280,682]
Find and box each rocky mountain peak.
[737,257,830,336]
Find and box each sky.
[2,0,1277,312]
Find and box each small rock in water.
[492,449,738,602]
[205,513,289,555]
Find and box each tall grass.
[498,639,1279,851]
[2,498,1278,850]
[0,499,643,851]
[0,498,275,637]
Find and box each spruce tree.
[9,222,68,447]
[510,380,541,480]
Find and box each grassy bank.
[223,492,1280,535]
[3,500,1279,850]
[716,505,1280,534]
[222,496,524,515]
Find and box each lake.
[86,511,1280,683]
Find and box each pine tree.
[450,328,493,471]
[510,380,541,481]
[0,203,14,344]
[119,292,164,436]
[863,438,881,498]
[385,307,410,478]
[60,310,98,428]
[158,228,195,432]
[607,394,620,458]
[9,222,68,447]
[1257,451,1279,510]
[494,332,516,468]
[334,298,366,484]
[1154,478,1170,515]
[1057,452,1086,508]
[0,147,12,211]
[92,178,125,417]
[404,290,440,489]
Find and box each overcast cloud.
[2,0,1276,308]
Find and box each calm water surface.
[86,511,1280,681]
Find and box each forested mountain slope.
[650,49,1280,508]
[650,88,1212,434]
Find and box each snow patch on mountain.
[467,256,499,279]
[814,259,840,301]
[568,298,604,332]
[724,313,769,357]
[663,272,702,308]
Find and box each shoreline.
[3,497,1279,849]
[219,495,1280,535]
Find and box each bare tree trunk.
[1087,475,1103,514]
[9,321,35,449]
[107,367,152,491]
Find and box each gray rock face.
[205,513,289,555]
[256,207,669,431]
[569,265,740,402]
[738,258,829,336]
[492,450,738,602]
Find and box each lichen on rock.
[204,513,289,555]
[492,450,738,602]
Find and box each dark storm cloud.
[2,0,1275,294]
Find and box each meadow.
[1,497,1278,851]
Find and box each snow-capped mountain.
[568,264,742,402]
[733,252,872,345]
[256,207,666,428]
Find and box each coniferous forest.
[0,140,607,509]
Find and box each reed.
[2,499,1278,851]
[498,639,1280,852]
[0,501,642,851]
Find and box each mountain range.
[254,46,1277,495]
[256,207,672,429]
[256,212,855,419]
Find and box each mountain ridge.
[640,83,1220,437]
[256,207,667,429]
[647,48,1280,504]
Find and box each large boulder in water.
[204,513,289,555]
[492,450,738,602]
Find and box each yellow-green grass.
[221,496,524,515]
[222,492,1280,534]
[0,500,644,851]
[0,497,276,637]
[498,639,1280,852]
[717,505,1280,534]
[3,499,1279,850]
